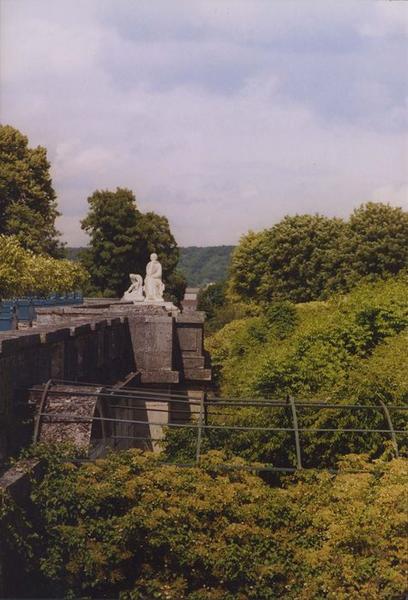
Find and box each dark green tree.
[81,188,183,298]
[230,215,347,303]
[229,203,408,304]
[178,245,235,286]
[197,281,226,320]
[345,202,408,282]
[0,124,63,256]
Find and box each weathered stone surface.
[29,384,108,451]
[0,458,44,598]
[0,459,43,502]
[183,368,212,382]
[128,314,175,372]
[181,356,206,369]
[182,287,200,312]
[0,318,134,463]
[0,305,211,464]
[140,370,179,384]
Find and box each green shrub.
[1,447,406,599]
[187,278,408,468]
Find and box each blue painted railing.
[0,292,83,331]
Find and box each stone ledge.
[0,332,42,356]
[182,356,206,369]
[0,459,43,503]
[140,369,180,384]
[176,311,205,323]
[183,368,212,382]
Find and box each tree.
[0,125,63,257]
[229,203,408,304]
[229,215,346,303]
[345,202,408,281]
[81,188,183,298]
[197,281,226,320]
[0,235,88,298]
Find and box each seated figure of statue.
[122,274,144,303]
[144,253,165,302]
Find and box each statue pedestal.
[142,300,180,316]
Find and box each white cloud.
[0,0,407,247]
[359,2,408,38]
[372,184,408,210]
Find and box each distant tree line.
[178,245,235,286]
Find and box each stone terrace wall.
[0,306,211,467]
[0,317,134,465]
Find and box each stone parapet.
[0,305,211,465]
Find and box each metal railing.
[31,380,408,473]
[0,293,83,330]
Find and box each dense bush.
[0,235,89,298]
[198,281,259,334]
[208,277,408,400]
[160,278,407,469]
[1,447,407,599]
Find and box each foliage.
[0,124,63,257]
[229,203,408,304]
[179,246,235,287]
[65,247,83,261]
[347,202,408,279]
[165,269,188,306]
[1,446,406,599]
[197,282,260,334]
[211,277,408,397]
[163,278,407,468]
[0,235,89,298]
[264,301,299,339]
[198,282,227,320]
[80,188,184,297]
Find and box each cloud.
[0,0,407,246]
[372,184,408,210]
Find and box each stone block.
[183,368,212,382]
[176,316,204,357]
[181,356,206,369]
[140,369,179,384]
[128,315,175,372]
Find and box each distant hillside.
[66,245,235,287]
[66,247,83,260]
[179,246,235,287]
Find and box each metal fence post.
[288,395,303,469]
[195,393,205,465]
[376,393,400,457]
[33,379,53,443]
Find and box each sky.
[0,0,407,247]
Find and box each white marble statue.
[122,273,144,302]
[144,253,165,301]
